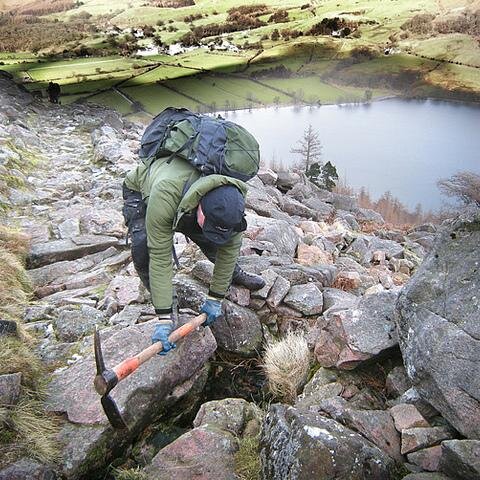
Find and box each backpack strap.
[166,131,199,164]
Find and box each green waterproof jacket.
[124,155,248,313]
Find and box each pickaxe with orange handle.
[93,313,207,430]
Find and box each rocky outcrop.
[314,290,400,369]
[260,404,395,480]
[396,206,480,439]
[1,74,460,480]
[45,318,216,477]
[144,398,262,479]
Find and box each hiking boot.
[232,266,265,291]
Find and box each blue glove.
[200,297,223,327]
[152,319,176,355]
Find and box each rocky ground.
[0,71,479,480]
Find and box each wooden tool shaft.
[113,313,207,382]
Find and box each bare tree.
[437,171,480,205]
[290,124,322,172]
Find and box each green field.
[0,0,478,115]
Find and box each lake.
[225,99,480,212]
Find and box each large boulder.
[144,398,262,480]
[45,318,216,478]
[439,440,480,480]
[27,235,118,268]
[396,206,480,439]
[260,404,394,480]
[244,213,299,257]
[211,301,263,356]
[0,458,57,480]
[314,290,399,369]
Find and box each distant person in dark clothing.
[47,82,61,104]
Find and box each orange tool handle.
[113,313,207,382]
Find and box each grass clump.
[0,250,31,319]
[234,434,261,480]
[0,226,60,468]
[262,331,311,404]
[0,337,43,389]
[112,467,148,480]
[0,225,30,258]
[1,398,60,465]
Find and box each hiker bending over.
[122,108,265,354]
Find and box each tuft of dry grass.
[262,331,311,404]
[112,467,149,480]
[0,248,32,320]
[0,337,43,389]
[1,398,60,466]
[0,226,60,468]
[0,225,30,258]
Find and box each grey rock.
[284,283,323,315]
[190,259,214,284]
[55,306,106,342]
[57,218,81,239]
[402,474,453,480]
[193,397,262,436]
[390,387,439,420]
[0,458,57,480]
[211,301,263,356]
[266,275,290,309]
[109,304,146,326]
[252,269,278,300]
[45,318,216,478]
[104,274,144,307]
[79,208,125,238]
[346,235,403,266]
[328,192,357,211]
[0,319,18,337]
[173,274,208,311]
[439,440,480,480]
[282,196,316,218]
[320,397,403,462]
[296,367,343,410]
[355,207,385,224]
[396,206,480,439]
[257,169,278,186]
[145,426,237,480]
[246,181,285,218]
[23,304,55,323]
[303,196,335,219]
[401,427,454,455]
[245,213,299,257]
[273,264,337,287]
[276,171,301,191]
[0,372,22,406]
[321,288,359,313]
[385,366,411,398]
[28,235,118,268]
[411,223,437,234]
[143,397,261,480]
[314,290,399,369]
[260,404,394,480]
[37,342,77,368]
[407,445,442,472]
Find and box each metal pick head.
[101,394,128,430]
[94,327,105,375]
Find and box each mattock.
[93,313,207,429]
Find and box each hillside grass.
[1,0,478,113]
[0,173,60,469]
[0,226,61,468]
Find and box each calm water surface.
[226,99,480,211]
